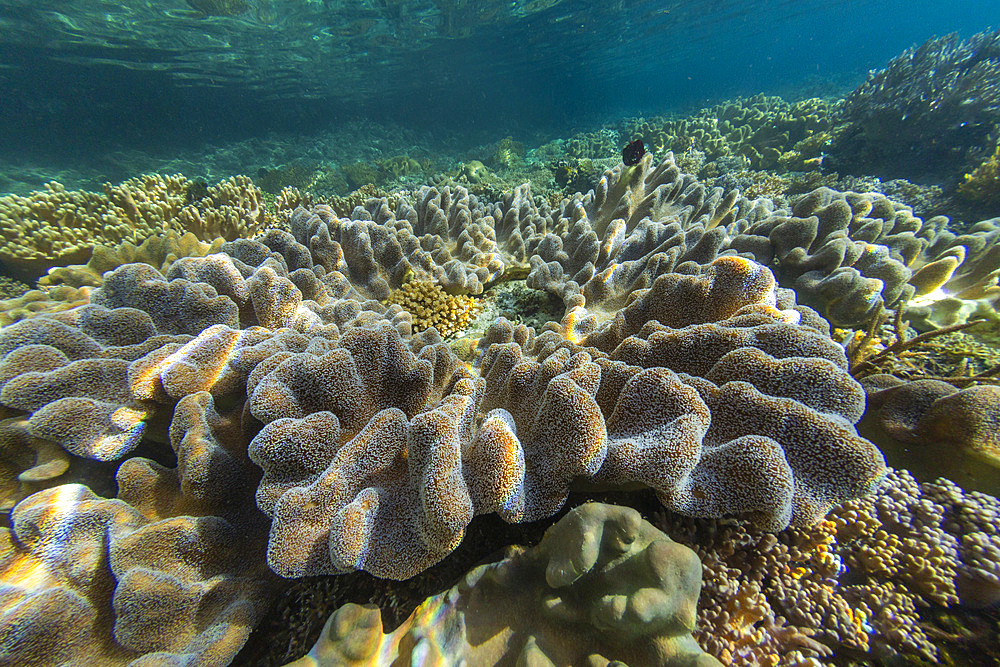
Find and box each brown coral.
[383,279,481,337]
[655,467,1000,665]
[0,392,277,666]
[290,503,721,667]
[0,175,265,280]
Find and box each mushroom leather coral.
[249,257,884,580]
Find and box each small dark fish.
[622,139,646,166]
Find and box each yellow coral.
[385,280,481,337]
[958,146,1000,206]
[0,175,266,280]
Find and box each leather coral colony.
[0,155,887,664]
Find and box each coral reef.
[8,140,1000,665]
[289,503,720,667]
[625,95,835,171]
[249,256,882,581]
[860,375,1000,495]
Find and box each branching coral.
[658,467,1000,665]
[831,28,1000,181]
[625,95,835,170]
[384,279,481,337]
[0,175,266,280]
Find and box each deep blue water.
[0,0,995,158]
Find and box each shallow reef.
[2,39,1000,664]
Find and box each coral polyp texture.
[249,253,883,580]
[13,148,985,665]
[661,467,1000,665]
[290,503,722,667]
[0,392,278,666]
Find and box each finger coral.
[0,175,266,281]
[289,503,721,667]
[659,467,1000,665]
[383,279,481,337]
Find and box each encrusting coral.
[289,503,721,667]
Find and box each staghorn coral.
[290,503,720,667]
[0,175,266,280]
[831,28,1000,181]
[658,467,1000,665]
[0,391,278,666]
